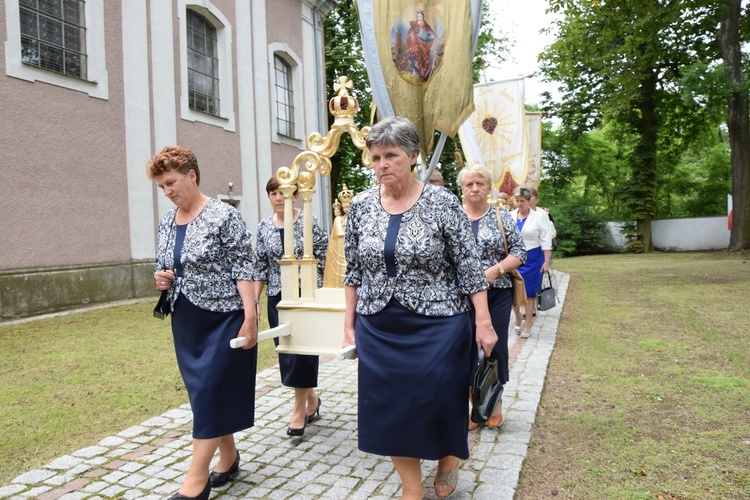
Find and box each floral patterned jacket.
[155,198,254,313]
[471,207,527,289]
[251,213,328,296]
[344,183,488,316]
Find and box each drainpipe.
[313,0,333,230]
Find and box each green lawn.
[516,251,750,499]
[0,296,278,485]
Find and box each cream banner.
[524,112,542,187]
[458,78,527,191]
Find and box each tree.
[718,0,750,250]
[540,0,726,251]
[323,0,373,201]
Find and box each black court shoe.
[169,480,210,500]
[287,415,308,437]
[209,452,240,487]
[306,397,322,425]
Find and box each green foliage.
[545,198,609,257]
[473,2,510,82]
[540,0,733,248]
[323,0,373,200]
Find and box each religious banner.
[458,77,527,194]
[524,112,543,187]
[355,0,482,159]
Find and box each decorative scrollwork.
[275,165,298,188]
[275,76,370,192]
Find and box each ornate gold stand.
[267,76,370,356]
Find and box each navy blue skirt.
[356,298,472,460]
[470,287,512,385]
[267,293,319,388]
[518,246,544,298]
[171,294,257,439]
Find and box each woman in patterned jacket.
[252,176,328,437]
[342,117,496,499]
[458,164,526,430]
[149,145,256,500]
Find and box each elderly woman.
[252,176,327,436]
[342,117,496,500]
[148,146,256,500]
[511,186,552,338]
[458,165,526,430]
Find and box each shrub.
[546,200,609,257]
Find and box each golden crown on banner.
[337,183,354,204]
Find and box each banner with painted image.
[458,77,528,193]
[355,0,481,159]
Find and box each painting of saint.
[391,5,445,85]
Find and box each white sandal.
[520,331,530,339]
[514,325,522,335]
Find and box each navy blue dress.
[356,214,473,460]
[171,224,257,439]
[516,218,545,298]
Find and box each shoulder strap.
[495,206,510,256]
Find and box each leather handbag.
[471,350,504,423]
[496,207,527,307]
[153,290,170,320]
[537,271,557,311]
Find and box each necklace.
[466,205,490,222]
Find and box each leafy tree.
[718,0,750,249]
[323,0,373,201]
[540,0,726,251]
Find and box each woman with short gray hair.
[343,117,496,499]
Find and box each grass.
[516,251,750,499]
[0,296,277,486]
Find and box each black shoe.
[306,397,322,425]
[169,480,211,500]
[287,416,308,437]
[209,451,240,487]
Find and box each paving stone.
[71,446,108,459]
[46,456,84,470]
[0,484,26,498]
[17,485,52,498]
[12,469,56,484]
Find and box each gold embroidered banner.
[458,78,528,194]
[362,1,475,158]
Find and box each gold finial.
[329,76,359,123]
[337,183,354,204]
[334,76,354,96]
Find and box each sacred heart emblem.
[482,116,498,135]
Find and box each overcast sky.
[484,0,557,106]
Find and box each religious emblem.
[390,4,445,85]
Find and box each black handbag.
[536,271,557,311]
[471,350,504,423]
[153,290,170,320]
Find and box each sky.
[484,0,558,106]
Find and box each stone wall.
[0,261,156,320]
